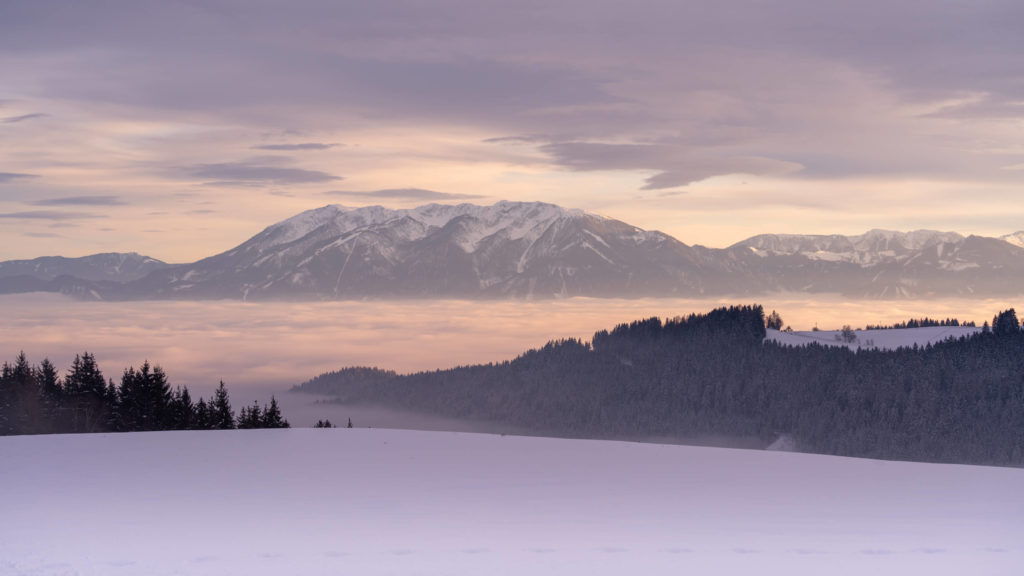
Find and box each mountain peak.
[1000,231,1024,248]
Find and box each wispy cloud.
[29,195,127,206]
[2,113,48,124]
[0,210,105,220]
[539,141,803,189]
[251,143,338,151]
[325,188,486,201]
[187,162,342,186]
[481,135,552,145]
[0,172,40,183]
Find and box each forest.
[0,353,288,435]
[296,305,1024,466]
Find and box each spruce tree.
[237,402,262,429]
[211,381,235,429]
[261,396,289,428]
[65,352,110,433]
[193,397,211,430]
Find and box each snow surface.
[766,326,981,350]
[2,429,1022,575]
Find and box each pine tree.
[168,386,195,430]
[193,397,212,430]
[7,352,44,434]
[260,396,289,428]
[236,401,263,429]
[211,381,235,430]
[36,358,62,430]
[65,352,110,433]
[993,309,1020,336]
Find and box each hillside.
[2,428,1021,575]
[294,306,1024,466]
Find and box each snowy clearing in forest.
[766,325,981,350]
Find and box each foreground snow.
[767,325,980,350]
[2,429,1021,575]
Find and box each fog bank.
[2,293,1016,399]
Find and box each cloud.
[0,172,39,183]
[23,232,63,238]
[539,141,803,189]
[186,162,343,185]
[922,96,1024,120]
[29,195,127,206]
[324,188,486,201]
[482,135,552,145]
[251,143,338,151]
[0,210,105,220]
[2,113,48,124]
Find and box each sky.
[1,0,1023,262]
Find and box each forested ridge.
[296,305,1024,466]
[0,353,288,435]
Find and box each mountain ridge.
[4,201,1024,300]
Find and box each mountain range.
[3,201,1024,300]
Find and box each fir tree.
[64,352,110,433]
[211,381,235,430]
[168,386,195,430]
[193,397,212,430]
[261,396,289,428]
[237,401,263,429]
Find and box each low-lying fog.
[2,293,1018,427]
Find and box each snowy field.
[2,429,1022,576]
[766,325,981,350]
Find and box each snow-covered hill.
[766,326,981,350]
[2,429,1021,576]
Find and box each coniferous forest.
[0,353,288,435]
[296,305,1024,467]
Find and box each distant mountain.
[0,252,167,282]
[0,253,169,299]
[1001,231,1024,248]
[116,201,752,300]
[731,230,1024,297]
[3,202,1024,300]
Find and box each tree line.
[864,317,976,330]
[0,352,288,435]
[295,305,1024,467]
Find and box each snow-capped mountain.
[5,203,1024,300]
[0,252,169,298]
[1000,231,1024,248]
[121,201,737,300]
[0,252,167,282]
[735,229,966,267]
[731,230,1024,297]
